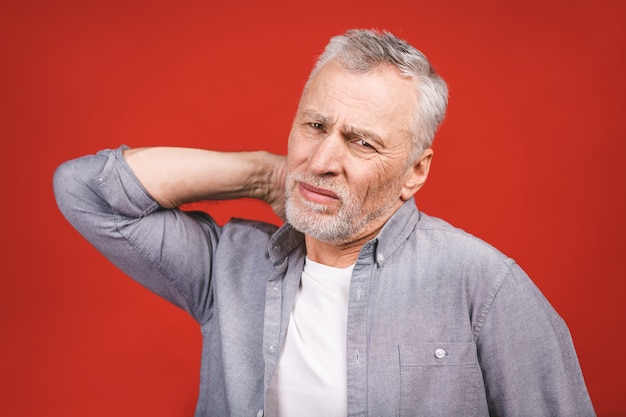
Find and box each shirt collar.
[366,197,420,267]
[268,222,304,265]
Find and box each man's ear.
[400,148,433,201]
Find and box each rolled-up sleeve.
[53,146,220,323]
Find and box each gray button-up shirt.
[54,147,596,416]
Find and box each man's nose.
[308,132,345,175]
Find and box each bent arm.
[53,146,285,322]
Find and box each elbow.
[53,156,101,226]
[53,159,82,222]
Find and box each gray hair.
[307,29,448,161]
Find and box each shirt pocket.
[398,342,486,417]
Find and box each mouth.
[298,181,339,204]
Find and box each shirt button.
[377,253,384,263]
[256,409,264,417]
[434,348,447,359]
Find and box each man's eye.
[357,139,373,148]
[310,123,325,131]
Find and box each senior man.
[54,29,595,416]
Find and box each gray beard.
[285,196,362,245]
[284,172,398,245]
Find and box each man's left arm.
[476,263,596,416]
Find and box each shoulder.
[414,212,512,269]
[217,218,280,250]
[223,217,279,236]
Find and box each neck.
[304,230,378,268]
[300,198,408,268]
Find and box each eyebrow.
[343,125,384,145]
[301,110,333,126]
[301,109,385,146]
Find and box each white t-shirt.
[265,257,354,417]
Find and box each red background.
[1,0,625,415]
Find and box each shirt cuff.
[96,145,161,218]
